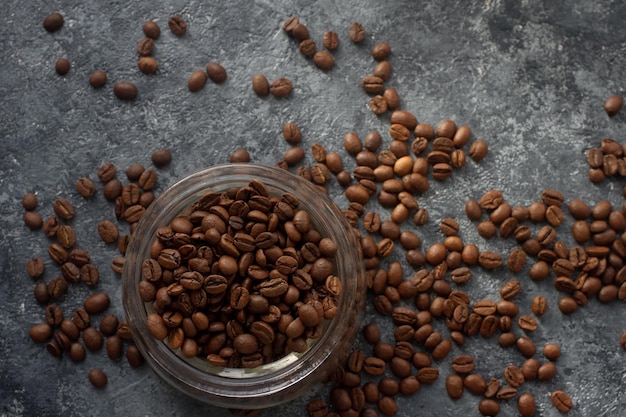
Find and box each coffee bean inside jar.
[139,178,345,368]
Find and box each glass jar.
[122,163,366,409]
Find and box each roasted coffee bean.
[517,392,537,417]
[270,78,293,97]
[43,12,64,32]
[168,15,187,35]
[469,140,489,161]
[322,30,339,50]
[83,292,110,315]
[446,374,464,399]
[313,51,334,71]
[75,177,96,198]
[88,368,108,388]
[464,373,487,395]
[252,73,270,96]
[55,57,70,75]
[29,323,53,343]
[142,20,161,39]
[604,95,624,116]
[531,295,548,316]
[188,69,208,92]
[349,22,365,43]
[97,220,119,244]
[374,61,393,83]
[206,62,227,83]
[152,148,172,167]
[138,56,158,74]
[82,327,104,351]
[136,37,154,56]
[114,82,138,100]
[551,390,573,412]
[52,198,75,220]
[362,76,385,94]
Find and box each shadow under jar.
[123,163,366,409]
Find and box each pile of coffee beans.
[140,179,342,367]
[25,8,625,417]
[24,148,173,388]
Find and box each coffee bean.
[478,399,500,416]
[445,374,463,399]
[188,70,208,92]
[52,197,75,221]
[469,139,489,161]
[113,82,138,100]
[313,51,334,71]
[136,37,155,56]
[97,220,119,244]
[83,292,110,315]
[604,95,624,116]
[142,20,160,39]
[82,327,104,351]
[252,73,270,96]
[362,76,385,94]
[69,342,86,362]
[322,31,339,50]
[168,15,187,35]
[43,12,64,32]
[531,295,548,316]
[551,390,573,412]
[383,87,400,109]
[88,368,108,389]
[372,42,391,61]
[270,77,293,97]
[349,22,365,43]
[22,192,38,210]
[206,62,227,83]
[29,323,52,343]
[151,148,172,168]
[98,314,119,336]
[463,373,487,395]
[23,211,43,230]
[230,148,250,163]
[138,56,158,74]
[517,392,537,417]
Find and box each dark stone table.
[1,1,625,416]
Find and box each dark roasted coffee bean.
[551,390,573,412]
[114,82,138,100]
[136,37,155,56]
[604,95,624,116]
[88,368,108,388]
[43,12,64,32]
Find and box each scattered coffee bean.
[551,390,573,412]
[113,82,138,100]
[206,62,227,83]
[188,70,207,92]
[349,22,365,43]
[151,148,172,167]
[168,15,187,35]
[137,56,158,74]
[143,20,161,39]
[323,31,339,50]
[88,368,108,389]
[43,12,64,32]
[252,73,270,96]
[270,77,293,97]
[22,192,38,210]
[23,211,43,230]
[604,95,624,116]
[136,37,155,56]
[313,51,334,71]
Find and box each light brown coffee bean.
[551,390,573,412]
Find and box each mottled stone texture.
[1,1,625,416]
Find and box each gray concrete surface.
[1,0,625,416]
